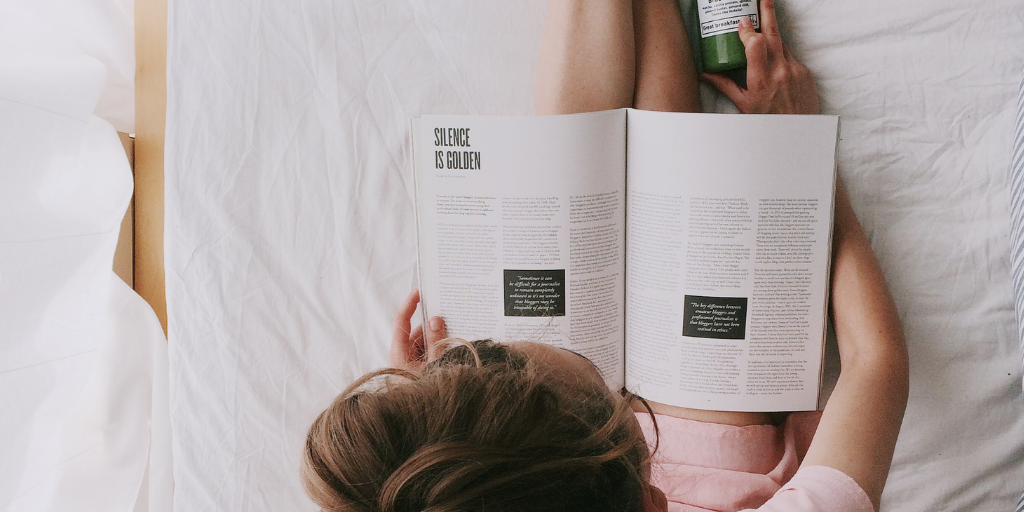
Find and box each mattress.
[165,0,1024,510]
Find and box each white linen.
[164,0,1024,510]
[0,1,171,510]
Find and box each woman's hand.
[701,0,819,115]
[389,289,448,371]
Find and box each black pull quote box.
[503,269,566,317]
[683,295,748,340]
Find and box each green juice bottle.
[695,0,761,73]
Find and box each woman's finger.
[737,19,769,90]
[392,289,420,333]
[701,73,748,111]
[425,317,447,343]
[391,290,420,352]
[410,323,425,346]
[390,323,428,370]
[423,316,448,358]
[388,323,420,368]
[759,0,784,56]
[409,324,426,357]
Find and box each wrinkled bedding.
[0,1,171,511]
[165,1,1024,510]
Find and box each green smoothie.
[700,32,747,73]
[694,0,760,73]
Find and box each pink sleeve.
[742,466,874,512]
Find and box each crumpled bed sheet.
[0,1,171,510]
[165,1,1024,510]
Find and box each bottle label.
[695,0,760,38]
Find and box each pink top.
[636,413,874,512]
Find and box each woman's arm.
[799,183,909,510]
[702,3,910,506]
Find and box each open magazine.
[412,108,839,412]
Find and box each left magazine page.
[413,109,627,388]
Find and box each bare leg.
[632,0,701,112]
[633,1,773,426]
[535,0,699,114]
[535,0,636,115]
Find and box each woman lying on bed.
[302,0,909,510]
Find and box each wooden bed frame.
[118,0,167,333]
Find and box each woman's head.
[302,340,658,512]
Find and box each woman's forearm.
[830,183,907,363]
[801,180,909,510]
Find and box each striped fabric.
[1011,65,1024,376]
[1011,65,1024,512]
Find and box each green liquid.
[700,32,747,73]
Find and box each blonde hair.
[302,340,655,512]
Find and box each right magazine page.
[623,109,839,412]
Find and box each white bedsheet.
[165,1,1024,510]
[0,1,171,509]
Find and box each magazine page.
[623,109,839,411]
[413,109,628,388]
